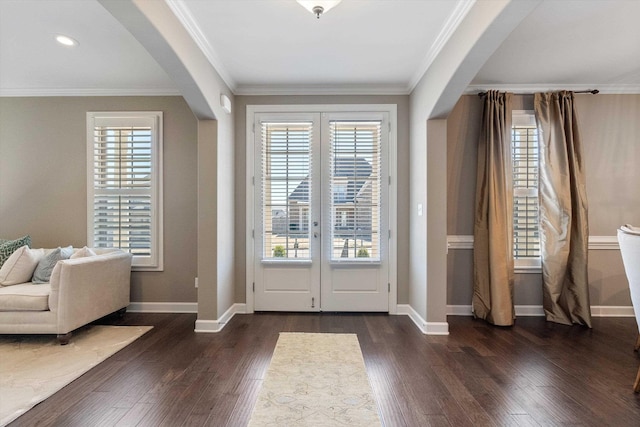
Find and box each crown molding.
[165,0,237,92]
[407,0,476,92]
[234,83,409,96]
[465,84,640,95]
[0,88,182,97]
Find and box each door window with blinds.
[329,121,381,261]
[512,111,541,269]
[261,121,313,260]
[86,112,163,270]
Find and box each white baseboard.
[396,304,450,335]
[194,303,247,333]
[447,304,634,317]
[127,302,248,333]
[128,301,197,313]
[447,304,538,317]
[590,305,635,317]
[128,302,631,334]
[447,305,473,316]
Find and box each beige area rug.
[249,333,382,426]
[0,325,152,426]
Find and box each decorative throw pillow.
[70,246,97,259]
[32,246,73,284]
[0,235,32,268]
[0,246,45,286]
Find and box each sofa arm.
[48,250,132,334]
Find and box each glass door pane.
[328,121,382,261]
[261,122,313,260]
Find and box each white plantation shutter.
[512,111,540,267]
[261,121,313,259]
[329,121,381,261]
[87,112,163,270]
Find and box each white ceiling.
[0,0,178,96]
[471,0,640,93]
[1,0,639,97]
[167,0,470,94]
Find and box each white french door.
[253,113,321,311]
[251,108,392,312]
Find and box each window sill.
[132,265,164,272]
[514,265,542,274]
[330,260,382,267]
[261,259,312,266]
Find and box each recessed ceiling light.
[55,35,78,47]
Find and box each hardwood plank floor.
[9,313,640,426]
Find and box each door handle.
[314,232,319,238]
[313,221,318,227]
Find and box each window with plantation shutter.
[87,112,163,270]
[261,121,313,260]
[512,111,540,269]
[329,121,381,261]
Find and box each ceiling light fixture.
[296,0,342,19]
[55,34,79,47]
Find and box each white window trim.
[86,111,164,271]
[245,104,398,314]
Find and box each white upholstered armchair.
[617,225,640,392]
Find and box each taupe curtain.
[473,91,515,326]
[535,91,592,327]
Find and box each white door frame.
[245,104,397,314]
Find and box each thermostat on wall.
[220,94,232,114]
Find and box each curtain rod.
[477,89,599,97]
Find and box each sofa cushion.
[0,283,50,311]
[0,235,32,268]
[70,246,97,259]
[0,246,45,286]
[32,246,73,284]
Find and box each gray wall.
[447,94,640,307]
[0,96,198,303]
[234,95,410,304]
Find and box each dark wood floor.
[9,312,640,426]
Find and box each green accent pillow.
[32,246,73,284]
[0,236,32,269]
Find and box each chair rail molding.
[447,235,619,250]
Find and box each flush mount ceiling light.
[296,0,342,19]
[55,34,79,47]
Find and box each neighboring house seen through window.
[86,112,163,270]
[328,121,381,261]
[512,111,541,270]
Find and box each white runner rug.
[0,325,152,426]
[249,332,382,426]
